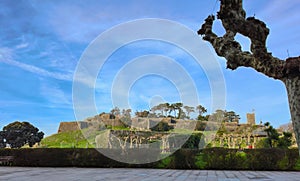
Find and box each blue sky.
[0,0,299,136]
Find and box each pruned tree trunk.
[285,76,300,152]
[198,0,300,153]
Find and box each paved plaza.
[0,167,299,181]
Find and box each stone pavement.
[0,167,299,181]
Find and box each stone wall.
[58,114,126,133]
[85,114,125,127]
[58,121,88,133]
[101,119,125,127]
[131,118,159,130]
[175,120,197,130]
[131,118,178,131]
[224,122,238,132]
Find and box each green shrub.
[277,155,290,170]
[150,122,172,132]
[293,158,300,171]
[255,138,271,148]
[182,133,202,149]
[157,155,174,168]
[235,151,248,169]
[0,148,299,170]
[195,153,207,169]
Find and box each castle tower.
[247,113,256,125]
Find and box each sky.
[0,0,299,136]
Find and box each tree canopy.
[0,121,44,148]
[149,102,208,120]
[262,122,293,148]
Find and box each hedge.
[0,148,299,170]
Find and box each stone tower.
[247,113,256,125]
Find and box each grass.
[41,127,134,148]
[170,129,205,135]
[40,130,105,148]
[40,126,210,148]
[111,126,131,130]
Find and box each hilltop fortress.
[57,112,274,149]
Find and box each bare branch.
[198,0,290,80]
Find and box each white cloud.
[39,81,71,107]
[47,3,124,43]
[15,43,29,49]
[0,47,73,81]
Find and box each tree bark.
[198,0,300,152]
[285,76,300,153]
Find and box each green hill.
[40,130,98,148]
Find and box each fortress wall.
[101,119,125,127]
[58,121,88,133]
[58,122,80,133]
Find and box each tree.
[278,132,293,149]
[168,104,176,117]
[255,138,270,149]
[151,103,170,117]
[224,111,240,123]
[174,103,183,119]
[184,106,195,119]
[198,0,300,153]
[264,122,279,148]
[135,110,149,118]
[121,109,131,118]
[120,109,132,127]
[163,103,170,117]
[208,109,225,122]
[110,107,120,116]
[167,103,184,119]
[196,105,207,117]
[0,121,44,148]
[150,105,160,116]
[0,131,6,148]
[256,129,293,149]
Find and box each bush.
[234,151,248,169]
[156,154,174,168]
[0,148,299,170]
[182,133,202,149]
[195,153,207,169]
[150,122,173,132]
[293,158,300,170]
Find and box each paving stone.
[0,167,300,181]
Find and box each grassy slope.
[41,127,203,148]
[40,130,96,148]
